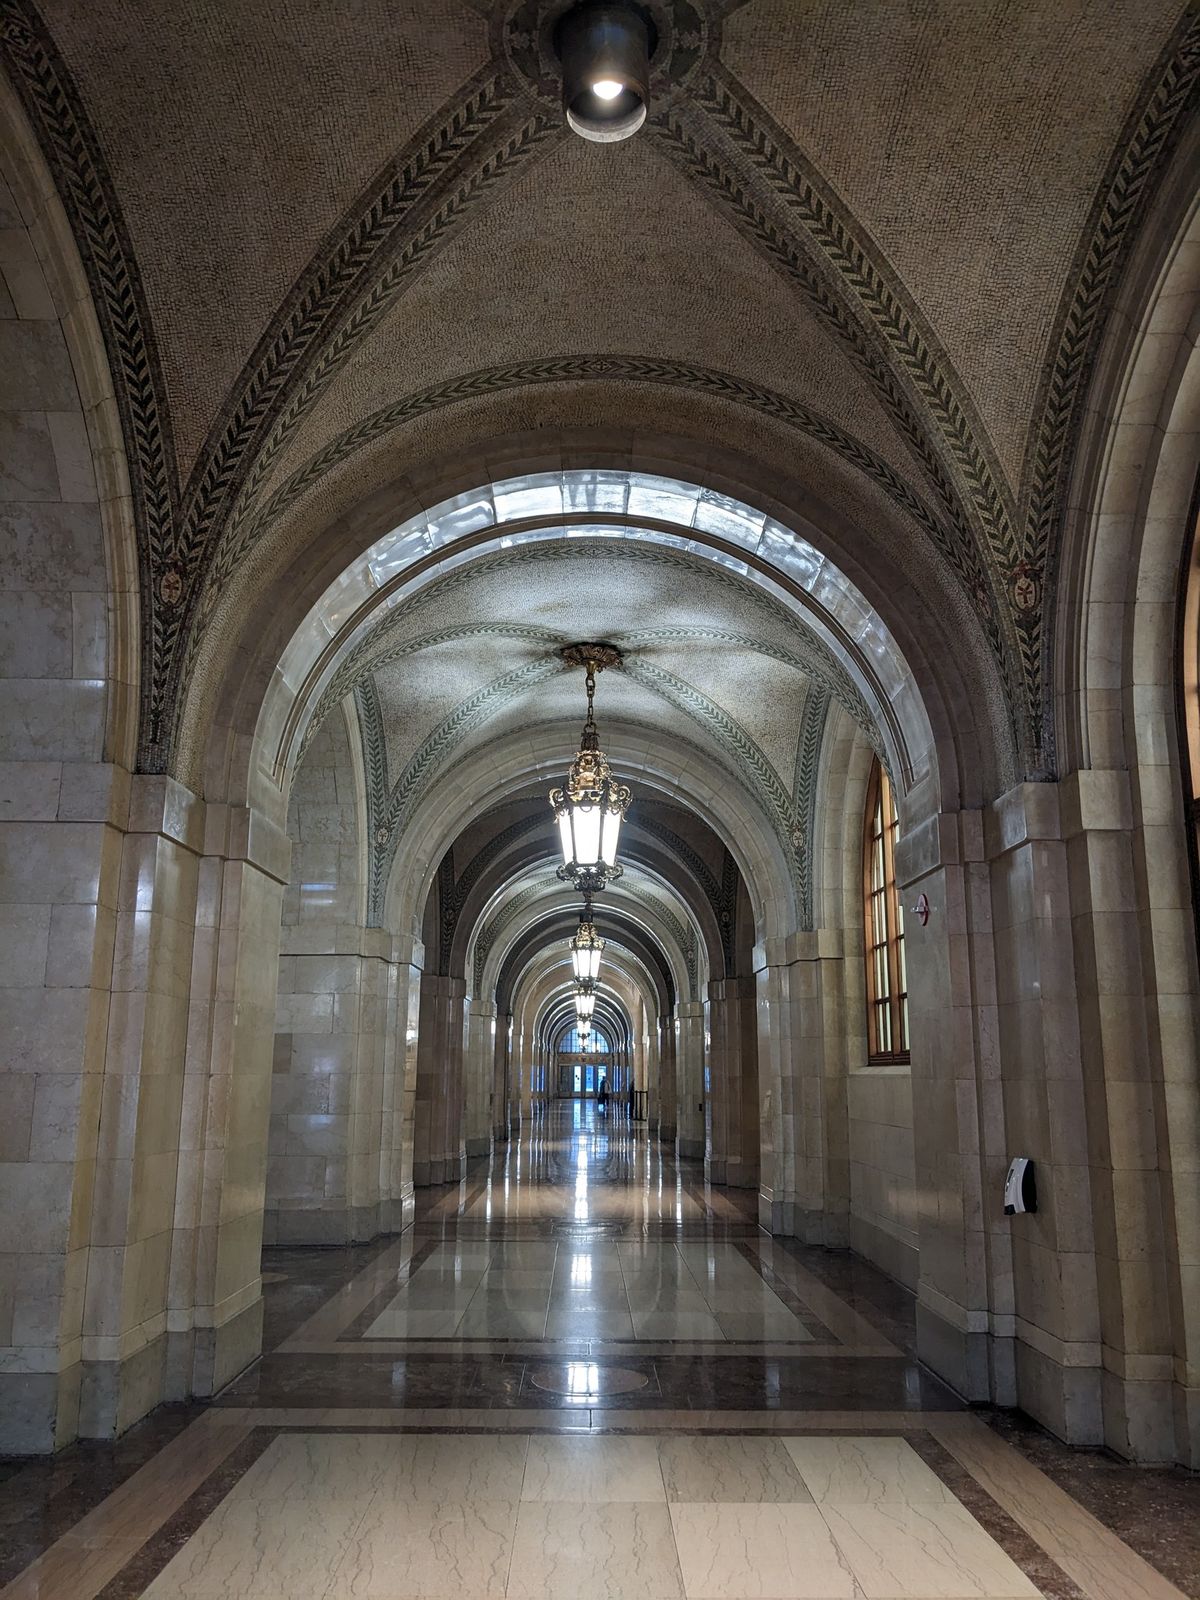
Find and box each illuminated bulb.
[592,78,622,99]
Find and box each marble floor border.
[3,1409,1186,1600]
[276,1229,901,1358]
[279,1337,897,1356]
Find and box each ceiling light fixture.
[550,643,631,894]
[569,892,605,984]
[555,2,655,143]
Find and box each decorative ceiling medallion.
[495,0,709,111]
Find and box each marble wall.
[848,1067,918,1290]
[267,713,415,1241]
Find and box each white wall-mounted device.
[1003,1157,1036,1215]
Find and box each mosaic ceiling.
[2,0,1197,791]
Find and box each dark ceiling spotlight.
[555,3,656,143]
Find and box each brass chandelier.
[569,893,605,985]
[549,643,632,896]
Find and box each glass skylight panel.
[626,474,700,522]
[563,521,623,539]
[757,521,823,588]
[562,470,629,512]
[316,568,370,634]
[692,489,766,544]
[492,476,564,522]
[702,547,750,575]
[622,524,691,551]
[425,489,496,542]
[367,525,438,584]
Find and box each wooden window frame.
[862,760,910,1064]
[1179,491,1200,941]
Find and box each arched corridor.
[2,1,1200,1595]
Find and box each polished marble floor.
[2,1102,1198,1600]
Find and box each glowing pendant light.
[569,893,605,984]
[550,644,631,895]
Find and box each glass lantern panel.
[556,812,574,868]
[599,806,622,867]
[572,803,603,867]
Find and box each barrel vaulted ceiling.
[2,0,1197,794]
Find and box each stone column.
[755,932,850,1241]
[413,973,467,1185]
[705,976,759,1188]
[897,806,1002,1409]
[675,1000,706,1160]
[180,800,291,1402]
[0,760,126,1451]
[988,785,1104,1441]
[1060,771,1176,1461]
[492,1011,512,1141]
[384,948,422,1231]
[465,999,497,1158]
[656,1011,677,1143]
[268,928,398,1246]
[81,776,202,1437]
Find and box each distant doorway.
[556,1026,613,1098]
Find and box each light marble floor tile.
[423,1245,496,1268]
[624,1287,711,1312]
[544,1309,635,1338]
[455,1304,549,1338]
[784,1436,954,1504]
[507,1501,683,1599]
[365,1434,530,1503]
[390,1272,487,1303]
[819,1500,1041,1597]
[632,1310,726,1340]
[143,1495,363,1599]
[337,1498,518,1598]
[693,1284,791,1309]
[363,1306,466,1338]
[472,1269,555,1294]
[669,1502,857,1598]
[232,1432,416,1501]
[547,1287,632,1313]
[658,1436,813,1503]
[551,1268,627,1292]
[716,1311,812,1341]
[485,1244,560,1269]
[522,1434,666,1501]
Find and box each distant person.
[597,1077,609,1114]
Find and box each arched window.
[561,1026,611,1056]
[863,760,908,1062]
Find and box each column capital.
[1058,768,1132,836]
[894,807,985,886]
[127,773,205,853]
[756,929,844,968]
[201,800,291,883]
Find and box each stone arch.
[189,436,1009,826]
[1046,117,1200,1463]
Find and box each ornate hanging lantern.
[569,892,605,984]
[575,986,596,1025]
[550,644,632,894]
